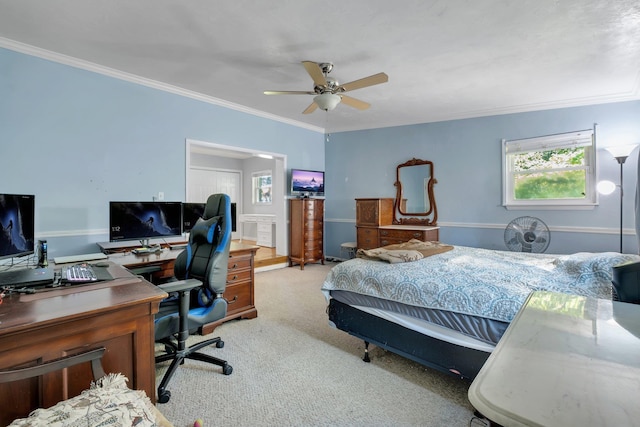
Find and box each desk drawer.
[224,281,252,316]
[227,269,251,285]
[228,256,252,272]
[378,228,439,246]
[257,231,274,248]
[357,227,379,250]
[257,222,272,232]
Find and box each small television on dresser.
[290,169,324,197]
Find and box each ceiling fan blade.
[302,61,327,86]
[339,72,388,92]
[340,95,370,110]
[302,101,318,114]
[264,90,315,95]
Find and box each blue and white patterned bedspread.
[322,246,640,323]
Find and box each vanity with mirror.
[355,158,439,250]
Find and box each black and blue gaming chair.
[154,193,233,403]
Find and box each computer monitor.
[182,202,237,233]
[0,193,35,261]
[182,202,205,233]
[109,201,182,244]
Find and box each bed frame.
[328,299,490,380]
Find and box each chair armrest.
[157,278,202,294]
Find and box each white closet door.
[187,168,241,238]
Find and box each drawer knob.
[231,263,238,269]
[225,295,238,305]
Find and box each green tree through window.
[503,130,595,208]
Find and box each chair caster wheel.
[216,340,224,348]
[223,364,233,375]
[158,389,171,403]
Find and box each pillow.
[357,248,424,263]
[190,216,222,244]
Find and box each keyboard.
[62,264,98,283]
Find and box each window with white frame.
[502,129,596,209]
[252,170,272,204]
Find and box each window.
[252,170,272,204]
[502,129,595,209]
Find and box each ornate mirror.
[393,158,437,225]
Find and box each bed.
[322,241,640,380]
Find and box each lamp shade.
[605,144,639,159]
[314,93,341,111]
[596,180,617,195]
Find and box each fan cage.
[504,216,550,253]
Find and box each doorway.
[186,139,288,258]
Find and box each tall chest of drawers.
[289,198,325,270]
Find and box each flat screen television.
[182,202,237,232]
[291,169,324,196]
[0,193,35,260]
[109,201,182,243]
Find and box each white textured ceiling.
[1,0,640,133]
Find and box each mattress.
[323,245,640,350]
[330,289,506,347]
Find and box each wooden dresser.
[356,198,439,249]
[289,198,325,269]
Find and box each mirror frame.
[393,158,438,225]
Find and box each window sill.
[503,203,597,211]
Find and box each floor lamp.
[603,144,639,253]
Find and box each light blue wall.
[3,47,640,261]
[325,101,640,257]
[0,48,324,258]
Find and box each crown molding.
[0,37,324,134]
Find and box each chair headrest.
[203,194,226,220]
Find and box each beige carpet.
[156,263,475,427]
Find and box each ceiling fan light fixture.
[314,93,341,111]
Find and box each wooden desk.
[106,241,260,333]
[0,263,167,425]
[469,291,640,427]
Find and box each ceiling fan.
[264,61,388,114]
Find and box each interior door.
[188,168,241,239]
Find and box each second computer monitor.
[182,202,236,233]
[109,201,182,242]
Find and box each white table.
[468,291,640,427]
[239,214,275,247]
